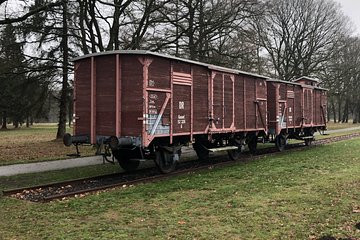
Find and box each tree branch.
[0,2,62,25]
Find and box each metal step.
[300,136,314,139]
[208,146,239,152]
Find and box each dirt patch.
[355,222,360,230]
[318,236,336,240]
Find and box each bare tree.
[71,0,162,53]
[322,36,360,123]
[56,0,69,138]
[0,1,62,25]
[71,0,263,70]
[152,0,263,70]
[256,0,350,81]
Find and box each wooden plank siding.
[74,58,91,136]
[74,51,337,148]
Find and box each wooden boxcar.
[267,77,327,150]
[64,50,268,172]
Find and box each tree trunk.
[354,101,360,124]
[331,99,336,123]
[56,0,69,139]
[175,0,179,56]
[353,113,358,124]
[326,105,330,123]
[26,116,30,127]
[1,111,6,129]
[337,96,341,123]
[342,99,349,123]
[68,93,72,128]
[187,2,196,60]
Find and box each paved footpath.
[322,126,360,134]
[0,147,195,177]
[0,156,104,177]
[0,126,359,177]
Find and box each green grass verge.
[0,138,359,239]
[326,121,360,130]
[0,124,94,166]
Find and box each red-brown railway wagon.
[267,77,327,150]
[64,50,268,172]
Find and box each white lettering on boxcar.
[149,79,155,87]
[149,94,158,100]
[179,101,185,109]
[178,114,186,128]
[149,109,158,114]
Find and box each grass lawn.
[0,124,94,166]
[326,121,360,130]
[0,138,359,239]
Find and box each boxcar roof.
[71,50,268,79]
[267,78,328,91]
[267,78,303,86]
[294,76,319,83]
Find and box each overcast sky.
[335,0,360,35]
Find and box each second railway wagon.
[267,77,327,151]
[64,50,268,173]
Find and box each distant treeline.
[0,0,359,137]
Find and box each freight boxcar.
[63,50,268,173]
[266,77,327,151]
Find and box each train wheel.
[155,148,179,174]
[304,138,313,146]
[112,150,140,172]
[228,138,242,160]
[228,149,241,161]
[193,142,210,161]
[247,136,258,154]
[275,135,286,151]
[304,130,315,146]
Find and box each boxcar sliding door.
[303,88,313,125]
[286,87,295,128]
[172,62,192,135]
[211,72,235,131]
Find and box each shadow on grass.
[355,222,360,230]
[318,235,358,240]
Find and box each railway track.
[3,132,360,202]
